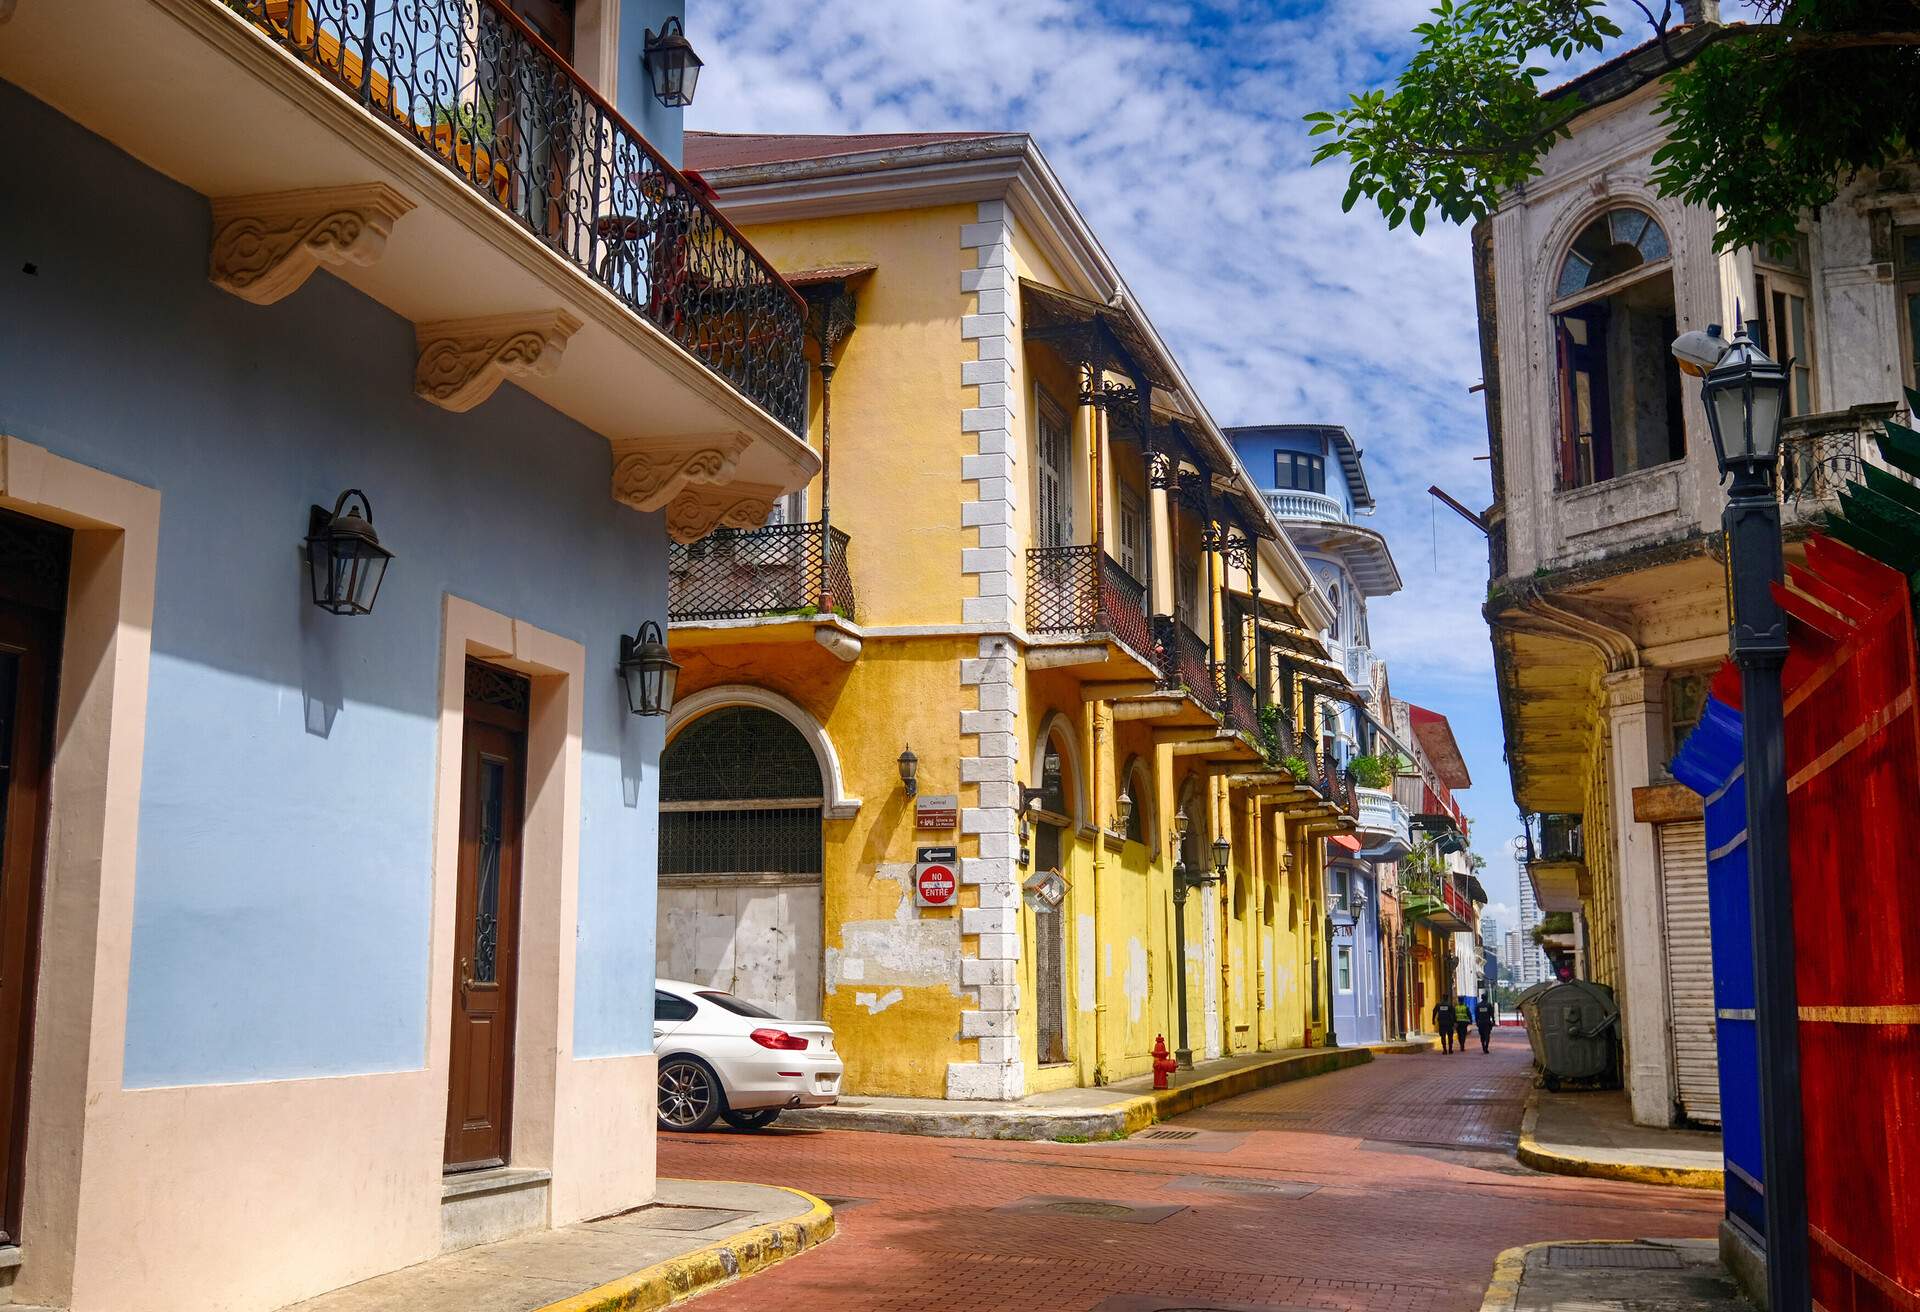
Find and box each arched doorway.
[1029,725,1078,1067]
[658,705,824,1019]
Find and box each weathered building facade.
[1475,3,1915,1126]
[658,131,1367,1099]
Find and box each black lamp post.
[617,621,679,717]
[642,16,703,108]
[306,489,393,616]
[1677,320,1809,1312]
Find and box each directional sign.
[914,846,958,907]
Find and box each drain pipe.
[1090,702,1109,1085]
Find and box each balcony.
[1262,489,1346,524]
[1154,616,1219,714]
[1778,402,1903,523]
[1353,787,1411,858]
[1401,867,1474,931]
[669,521,854,622]
[1,0,817,532]
[1340,642,1377,692]
[1214,665,1261,741]
[1026,546,1158,673]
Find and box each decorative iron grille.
[659,706,824,876]
[227,0,808,435]
[1025,546,1156,663]
[668,521,853,622]
[1154,615,1217,712]
[1216,665,1260,740]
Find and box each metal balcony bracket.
[611,433,754,512]
[414,310,582,413]
[209,184,415,306]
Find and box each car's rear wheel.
[721,1107,780,1131]
[657,1057,722,1132]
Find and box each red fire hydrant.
[1151,1034,1178,1090]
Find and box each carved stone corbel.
[209,184,414,305]
[662,483,784,543]
[414,311,582,413]
[609,433,753,512]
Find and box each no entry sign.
[914,846,958,907]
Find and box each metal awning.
[1019,279,1175,390]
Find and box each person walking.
[1476,995,1497,1053]
[1454,1001,1471,1054]
[1434,999,1457,1053]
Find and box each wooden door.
[445,663,529,1172]
[0,512,68,1244]
[1033,822,1066,1065]
[504,0,573,61]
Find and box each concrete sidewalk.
[1480,1239,1748,1312]
[784,1040,1428,1140]
[278,1179,832,1312]
[1519,1087,1725,1190]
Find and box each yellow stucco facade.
[660,135,1355,1099]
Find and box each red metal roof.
[1408,704,1472,791]
[683,131,1006,173]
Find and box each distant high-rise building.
[1505,928,1522,982]
[1517,870,1548,986]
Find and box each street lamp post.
[1171,857,1194,1069]
[1675,321,1810,1312]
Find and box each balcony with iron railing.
[1400,865,1474,930]
[1027,546,1157,664]
[1215,664,1261,741]
[1154,616,1219,713]
[669,521,854,622]
[221,0,810,435]
[1778,402,1906,523]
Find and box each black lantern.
[898,745,919,797]
[642,16,704,108]
[1172,805,1190,849]
[306,489,393,616]
[1211,835,1230,881]
[618,621,679,717]
[1115,788,1134,831]
[1701,322,1789,474]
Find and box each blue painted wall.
[0,79,663,1086]
[1328,863,1383,1044]
[1226,424,1360,519]
[619,0,687,169]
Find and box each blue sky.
[686,0,1731,930]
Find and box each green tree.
[1306,1,1920,251]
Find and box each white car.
[652,980,843,1132]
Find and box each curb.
[533,1184,834,1312]
[1515,1091,1724,1191]
[787,1046,1374,1141]
[1478,1242,1538,1312]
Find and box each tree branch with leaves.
[1307,0,1920,250]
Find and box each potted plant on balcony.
[1348,753,1394,789]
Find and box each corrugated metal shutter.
[1659,820,1720,1125]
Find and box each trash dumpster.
[1517,979,1620,1086]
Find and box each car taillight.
[750,1028,809,1051]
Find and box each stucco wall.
[0,77,661,1079]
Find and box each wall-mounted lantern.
[618,620,679,717]
[897,745,919,797]
[643,16,704,108]
[1115,788,1134,832]
[1171,805,1190,853]
[306,489,393,616]
[1211,835,1231,882]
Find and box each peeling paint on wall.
[854,987,905,1014]
[1126,938,1147,1023]
[824,861,963,997]
[1076,913,1096,1012]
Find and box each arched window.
[1552,207,1684,490]
[1120,756,1155,852]
[660,706,823,876]
[1327,582,1342,642]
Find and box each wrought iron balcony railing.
[1215,665,1260,740]
[230,0,808,435]
[1778,403,1904,513]
[1261,488,1347,525]
[1026,546,1156,662]
[668,521,854,622]
[1153,616,1218,712]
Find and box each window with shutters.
[1755,236,1816,418]
[1118,484,1148,594]
[1035,390,1073,548]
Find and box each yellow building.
[656,131,1360,1099]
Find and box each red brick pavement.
[658,1032,1719,1312]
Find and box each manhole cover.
[1547,1245,1685,1269]
[992,1195,1187,1225]
[1141,1129,1199,1140]
[1168,1175,1321,1199]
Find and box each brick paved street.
[658,1032,1721,1312]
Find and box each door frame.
[429,598,587,1195]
